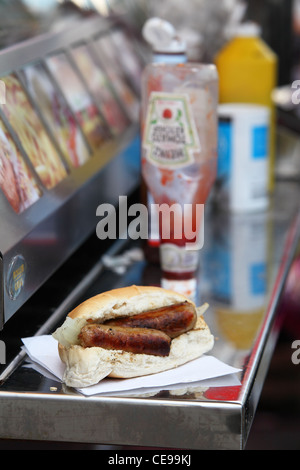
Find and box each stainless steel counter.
[0,179,299,450]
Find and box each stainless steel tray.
[0,180,299,450]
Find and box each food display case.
[0,14,299,451]
[0,15,142,327]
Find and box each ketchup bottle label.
[143,91,201,169]
[160,243,200,273]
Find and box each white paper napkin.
[21,335,241,397]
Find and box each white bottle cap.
[234,21,262,37]
[142,17,186,54]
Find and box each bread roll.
[53,285,214,387]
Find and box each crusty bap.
[53,285,214,388]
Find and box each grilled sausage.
[104,301,197,339]
[78,324,171,356]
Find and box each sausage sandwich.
[53,285,214,387]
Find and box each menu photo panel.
[94,35,140,123]
[110,29,143,93]
[0,117,42,213]
[21,61,91,169]
[1,73,68,190]
[46,52,110,152]
[71,43,130,136]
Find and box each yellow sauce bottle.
[215,22,278,191]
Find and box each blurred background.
[0,0,296,85]
[0,0,299,450]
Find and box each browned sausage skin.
[104,301,197,339]
[78,324,171,356]
[78,302,197,357]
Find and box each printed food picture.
[47,53,109,151]
[0,118,41,213]
[71,45,130,135]
[1,74,67,189]
[21,63,90,168]
[95,36,139,122]
[110,29,143,92]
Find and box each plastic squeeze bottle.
[141,20,218,293]
[215,22,277,191]
[141,18,187,264]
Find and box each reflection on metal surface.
[0,180,298,449]
[202,211,269,352]
[215,307,265,351]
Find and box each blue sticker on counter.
[205,245,232,302]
